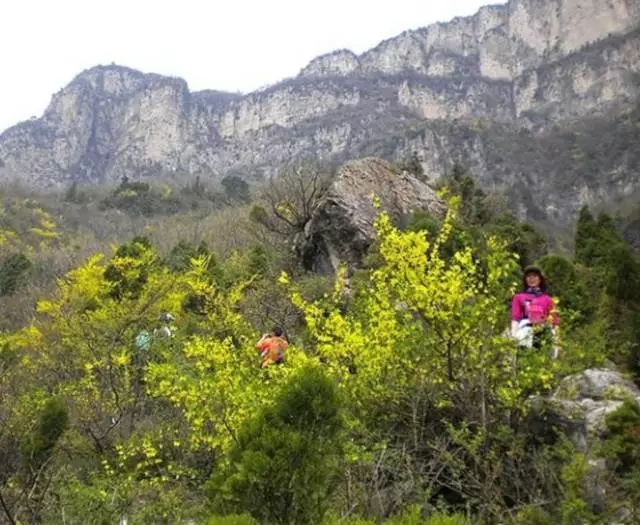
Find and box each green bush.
[206,364,345,525]
[208,513,258,525]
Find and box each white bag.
[514,319,533,348]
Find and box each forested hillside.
[1,161,639,524]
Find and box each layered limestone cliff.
[0,0,638,228]
[301,0,640,81]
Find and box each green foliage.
[0,162,639,524]
[616,196,640,251]
[490,214,549,269]
[165,240,208,272]
[285,201,532,407]
[279,201,574,522]
[574,207,632,273]
[429,166,548,269]
[512,505,554,525]
[207,363,345,525]
[421,515,471,525]
[20,396,69,470]
[558,453,596,525]
[598,401,640,523]
[247,245,270,277]
[601,399,640,474]
[45,471,123,525]
[439,163,493,227]
[535,255,586,313]
[415,513,470,525]
[103,236,156,300]
[165,240,222,281]
[571,206,640,372]
[98,174,232,217]
[64,181,89,204]
[322,508,471,525]
[99,176,185,216]
[0,252,33,295]
[162,240,229,317]
[396,151,428,182]
[406,211,441,238]
[384,506,470,525]
[574,206,599,266]
[208,514,258,525]
[222,175,251,204]
[249,204,270,227]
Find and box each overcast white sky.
[1,0,497,132]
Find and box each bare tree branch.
[251,161,333,238]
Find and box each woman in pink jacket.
[510,265,560,356]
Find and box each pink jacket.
[511,290,558,326]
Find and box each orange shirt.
[257,336,288,367]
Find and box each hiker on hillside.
[510,265,560,358]
[256,326,288,368]
[133,313,175,356]
[132,313,176,383]
[133,313,176,357]
[135,329,151,352]
[154,312,176,339]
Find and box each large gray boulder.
[529,368,640,453]
[528,368,640,517]
[295,157,447,275]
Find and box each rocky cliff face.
[302,0,639,81]
[0,0,638,229]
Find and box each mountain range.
[0,0,638,229]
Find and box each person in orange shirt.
[256,326,288,368]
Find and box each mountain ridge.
[0,0,638,230]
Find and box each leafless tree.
[250,161,334,239]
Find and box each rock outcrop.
[0,0,638,229]
[294,157,447,275]
[528,368,640,516]
[530,368,640,453]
